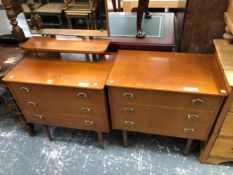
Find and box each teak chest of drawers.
[200,40,233,164]
[106,50,227,154]
[3,54,115,148]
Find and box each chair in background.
[34,0,64,28]
[64,0,98,29]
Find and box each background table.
[123,0,187,12]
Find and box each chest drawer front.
[219,112,233,137]
[210,137,233,159]
[109,88,222,111]
[229,102,233,113]
[110,103,215,140]
[24,110,110,132]
[8,82,106,116]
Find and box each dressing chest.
[107,50,228,154]
[3,53,115,148]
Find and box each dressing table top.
[107,50,227,96]
[3,53,115,90]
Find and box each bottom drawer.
[24,110,110,133]
[210,137,233,159]
[111,104,215,140]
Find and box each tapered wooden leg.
[97,132,104,149]
[42,125,53,141]
[111,0,117,11]
[25,123,36,137]
[183,139,194,156]
[122,130,128,147]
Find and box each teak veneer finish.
[107,50,227,95]
[107,50,227,153]
[22,37,111,54]
[200,39,233,164]
[3,55,114,90]
[3,54,115,147]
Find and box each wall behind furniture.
[180,0,228,53]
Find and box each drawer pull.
[27,101,37,107]
[34,115,43,119]
[184,128,195,132]
[124,121,134,126]
[123,93,134,98]
[77,92,88,98]
[187,114,199,120]
[192,99,204,105]
[124,107,134,113]
[80,107,91,113]
[84,120,94,126]
[20,87,29,93]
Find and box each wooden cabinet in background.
[106,50,227,154]
[3,53,115,148]
[200,39,233,164]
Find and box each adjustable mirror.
[20,0,110,37]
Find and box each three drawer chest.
[106,50,227,154]
[3,53,115,148]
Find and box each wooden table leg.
[144,0,151,18]
[97,131,104,149]
[183,139,194,155]
[136,0,151,38]
[42,125,53,141]
[136,0,146,38]
[25,123,36,137]
[111,0,117,11]
[122,130,128,147]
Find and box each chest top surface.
[106,50,227,96]
[3,53,115,90]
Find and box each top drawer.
[8,82,106,115]
[109,87,222,111]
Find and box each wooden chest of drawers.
[107,50,227,154]
[7,82,110,132]
[200,40,233,164]
[3,54,115,147]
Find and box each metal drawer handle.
[34,115,43,119]
[27,101,37,107]
[124,107,134,113]
[123,92,134,98]
[77,92,88,98]
[20,87,29,93]
[184,128,195,132]
[124,121,134,126]
[84,120,94,126]
[192,99,204,105]
[187,114,199,120]
[80,107,91,113]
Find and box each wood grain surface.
[107,50,228,96]
[22,37,111,54]
[3,53,115,89]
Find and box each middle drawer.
[110,103,216,140]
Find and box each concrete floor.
[0,117,232,175]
